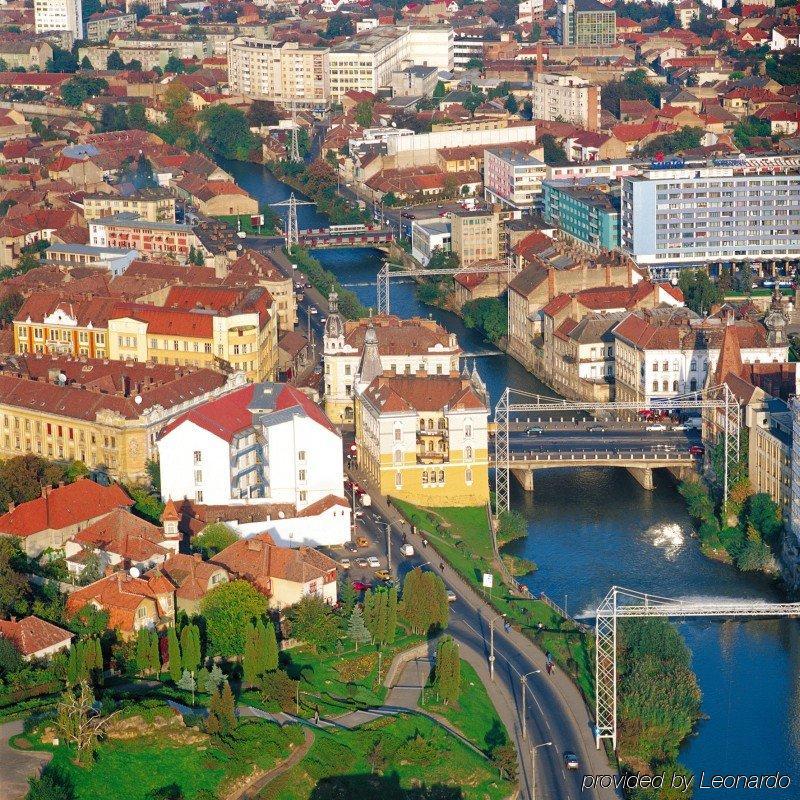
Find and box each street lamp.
[520,669,540,740]
[488,613,506,681]
[530,741,552,800]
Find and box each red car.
[689,444,705,456]
[352,580,371,592]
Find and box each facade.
[749,397,792,510]
[355,369,490,507]
[411,220,451,267]
[450,209,502,266]
[226,38,329,109]
[0,616,73,661]
[43,244,138,277]
[484,147,547,210]
[543,179,621,254]
[83,191,176,223]
[323,303,461,422]
[89,213,201,261]
[0,41,54,71]
[34,0,82,41]
[156,549,229,615]
[621,166,800,277]
[158,382,349,546]
[85,10,136,42]
[227,249,296,331]
[0,355,239,483]
[390,65,439,97]
[453,32,484,70]
[557,0,616,46]
[531,74,601,132]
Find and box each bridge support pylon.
[511,468,534,492]
[626,466,654,491]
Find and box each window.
[673,380,678,391]
[652,361,658,372]
[466,468,473,485]
[465,424,472,437]
[193,450,202,463]
[662,361,669,371]
[195,470,202,484]
[137,607,148,619]
[422,470,428,485]
[394,428,401,441]
[652,380,658,391]
[465,446,473,460]
[298,450,306,461]
[662,380,668,392]
[196,490,203,502]
[298,469,306,481]
[690,360,696,372]
[299,490,307,502]
[438,470,445,483]
[690,378,697,391]
[394,449,402,464]
[395,471,402,489]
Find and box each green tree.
[400,568,449,634]
[505,94,519,114]
[288,596,339,652]
[540,134,569,166]
[259,669,298,712]
[192,522,237,559]
[259,618,279,673]
[46,47,79,74]
[0,637,23,678]
[324,12,354,38]
[80,55,92,71]
[433,636,460,704]
[347,605,372,650]
[0,536,30,616]
[180,623,200,672]
[206,681,237,736]
[106,51,125,71]
[177,669,197,704]
[164,55,185,74]
[247,99,281,127]
[149,631,161,675]
[167,626,182,683]
[25,763,75,800]
[0,292,23,324]
[462,298,508,343]
[385,586,397,645]
[677,269,720,314]
[135,628,150,676]
[199,104,257,161]
[243,621,260,688]
[355,101,374,128]
[201,580,267,657]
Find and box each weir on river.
[219,157,800,798]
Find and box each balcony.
[417,449,448,464]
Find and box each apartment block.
[531,73,601,132]
[484,146,547,210]
[85,10,136,43]
[34,0,82,41]
[89,213,201,261]
[226,38,329,109]
[621,165,800,277]
[450,209,502,266]
[543,179,620,254]
[557,0,616,45]
[83,190,176,223]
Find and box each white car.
[367,556,380,568]
[646,423,667,432]
[671,424,687,431]
[340,558,351,569]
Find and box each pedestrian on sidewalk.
[422,538,428,548]
[439,562,445,572]
[313,706,320,725]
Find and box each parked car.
[400,543,415,557]
[367,556,380,568]
[564,752,579,770]
[352,580,371,591]
[689,444,705,456]
[526,426,543,436]
[344,542,357,553]
[356,536,369,548]
[671,424,687,431]
[309,307,318,315]
[587,424,605,432]
[340,558,351,569]
[356,557,369,568]
[374,569,391,581]
[646,423,667,432]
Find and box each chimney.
[7,501,14,511]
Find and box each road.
[323,455,620,800]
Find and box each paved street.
[0,720,51,800]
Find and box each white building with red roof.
[157,382,349,547]
[0,615,73,661]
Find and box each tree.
[25,764,75,800]
[55,682,117,765]
[199,104,257,161]
[243,621,260,688]
[80,56,93,71]
[0,292,23,323]
[287,596,339,652]
[0,536,30,617]
[505,94,519,114]
[491,742,518,781]
[128,103,148,130]
[167,626,182,683]
[325,12,354,38]
[259,669,298,712]
[206,681,237,736]
[106,51,125,71]
[385,586,397,646]
[677,269,720,314]
[465,57,484,70]
[192,523,237,559]
[247,100,281,127]
[81,0,101,19]
[463,90,485,116]
[400,568,449,634]
[135,628,151,676]
[433,636,460,704]
[347,605,372,650]
[131,2,150,20]
[355,101,374,128]
[260,619,279,673]
[462,298,508,343]
[177,669,197,705]
[46,47,79,74]
[201,580,267,657]
[180,623,201,672]
[540,134,569,166]
[164,55,185,74]
[0,636,23,678]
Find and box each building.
[0,616,72,661]
[34,0,82,42]
[390,65,439,97]
[0,40,54,71]
[227,38,329,109]
[83,191,176,224]
[542,179,621,254]
[107,285,279,382]
[450,209,502,266]
[355,366,490,507]
[155,549,229,615]
[125,0,163,14]
[621,165,800,279]
[85,10,136,42]
[612,309,789,403]
[0,354,240,483]
[453,32,484,71]
[411,219,451,266]
[65,572,175,637]
[226,249,296,331]
[0,478,133,557]
[157,382,349,545]
[323,302,461,422]
[484,147,547,210]
[531,74,601,132]
[557,0,616,46]
[89,213,201,261]
[211,532,338,609]
[43,243,138,277]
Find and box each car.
[356,536,369,548]
[671,424,687,431]
[564,752,579,770]
[689,444,705,456]
[340,558,351,569]
[374,569,391,581]
[587,424,605,432]
[304,282,311,289]
[344,541,357,553]
[309,307,318,315]
[313,365,322,375]
[646,423,667,432]
[352,580,371,591]
[446,590,457,603]
[367,556,380,568]
[319,316,326,324]
[296,293,304,301]
[355,557,368,568]
[526,426,543,436]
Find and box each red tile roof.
[161,383,255,441]
[0,615,72,657]
[73,507,170,563]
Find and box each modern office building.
[450,209,502,266]
[34,0,83,42]
[484,147,547,210]
[543,179,621,253]
[621,165,800,278]
[531,73,601,132]
[226,38,329,109]
[556,0,616,46]
[411,220,452,267]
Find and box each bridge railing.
[494,450,697,465]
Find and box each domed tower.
[323,292,345,354]
[765,283,789,347]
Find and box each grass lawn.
[257,713,513,800]
[241,631,424,719]
[215,213,278,236]
[419,660,509,756]
[26,713,303,800]
[392,500,595,702]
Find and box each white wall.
[223,503,351,548]
[386,124,537,156]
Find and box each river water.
[222,159,800,796]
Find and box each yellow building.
[354,356,490,507]
[83,190,176,223]
[0,355,241,482]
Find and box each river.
[221,158,800,796]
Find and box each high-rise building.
[556,0,616,46]
[531,73,601,131]
[621,165,800,278]
[34,0,83,42]
[450,209,502,266]
[483,146,547,210]
[226,38,329,110]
